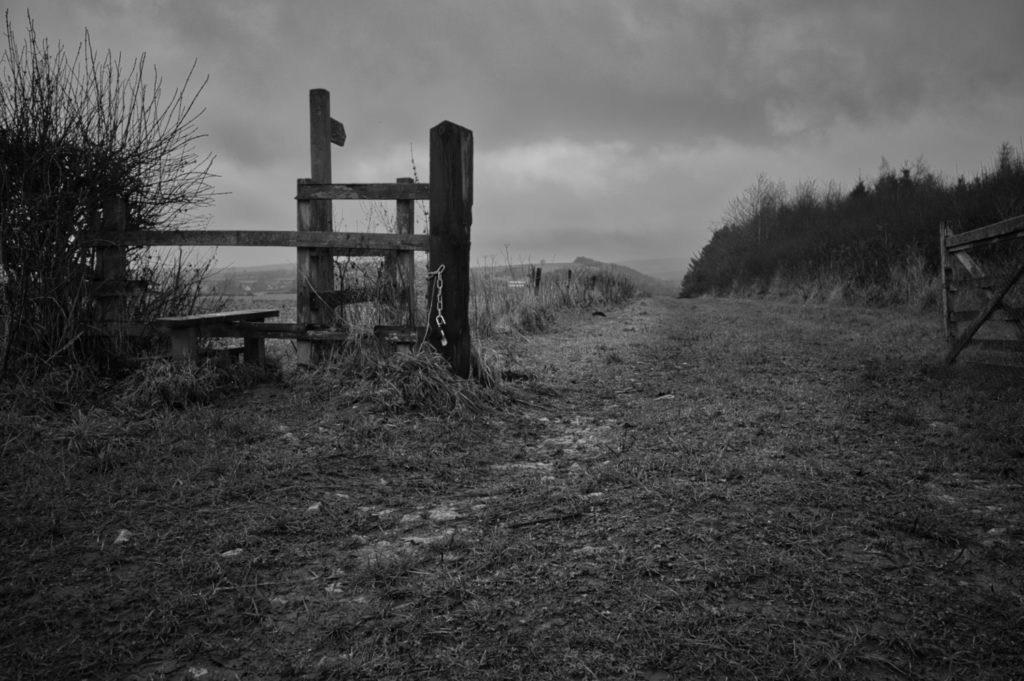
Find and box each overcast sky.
[12,1,1024,269]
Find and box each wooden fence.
[941,214,1024,365]
[90,89,475,377]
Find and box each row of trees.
[680,143,1024,304]
[0,12,216,376]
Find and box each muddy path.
[3,296,1023,680]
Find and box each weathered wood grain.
[88,229,430,250]
[296,182,430,201]
[428,121,474,378]
[944,262,1024,364]
[946,214,1024,252]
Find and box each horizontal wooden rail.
[205,322,351,340]
[173,321,422,343]
[89,279,149,297]
[949,307,1024,323]
[946,273,1018,290]
[946,215,1024,252]
[967,339,1024,354]
[87,230,430,253]
[296,182,430,201]
[315,286,405,309]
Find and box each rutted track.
[3,296,1023,680]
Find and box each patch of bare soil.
[2,297,1023,680]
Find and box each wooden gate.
[941,215,1024,365]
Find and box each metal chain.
[425,264,447,347]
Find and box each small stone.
[427,506,461,521]
[399,512,423,525]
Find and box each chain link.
[425,264,447,347]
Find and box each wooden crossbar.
[88,230,430,252]
[946,215,1024,252]
[295,182,430,201]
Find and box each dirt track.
[3,296,1023,680]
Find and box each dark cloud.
[11,0,1024,266]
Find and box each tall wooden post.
[96,196,128,326]
[428,121,473,378]
[939,222,954,350]
[297,89,337,365]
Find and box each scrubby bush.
[0,11,215,377]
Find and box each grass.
[470,263,644,337]
[728,251,946,312]
[3,291,1023,679]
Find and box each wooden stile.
[88,89,474,375]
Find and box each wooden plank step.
[154,309,280,328]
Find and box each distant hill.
[572,257,677,294]
[205,255,682,295]
[612,258,686,282]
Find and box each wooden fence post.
[96,196,129,325]
[297,88,337,365]
[428,121,473,378]
[939,222,954,349]
[388,177,417,326]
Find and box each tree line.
[680,143,1024,307]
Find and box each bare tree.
[721,173,787,245]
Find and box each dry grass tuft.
[368,348,501,415]
[295,344,503,417]
[114,358,277,410]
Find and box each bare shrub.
[0,11,215,376]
